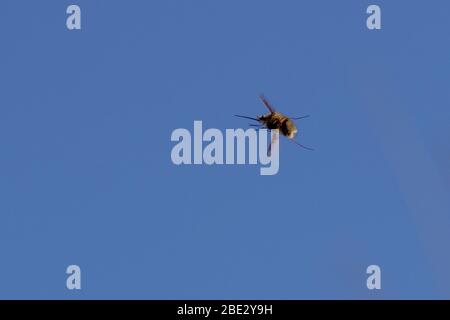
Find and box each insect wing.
[259,95,276,113]
[267,130,278,156]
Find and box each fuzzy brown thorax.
[258,112,298,139]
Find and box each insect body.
[259,111,297,139]
[235,95,313,151]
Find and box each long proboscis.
[234,114,260,122]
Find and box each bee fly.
[235,95,314,154]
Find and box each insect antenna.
[234,115,260,122]
[291,139,314,151]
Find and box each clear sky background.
[1,0,450,299]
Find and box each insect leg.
[291,139,314,151]
[290,115,310,120]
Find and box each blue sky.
[1,0,450,299]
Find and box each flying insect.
[235,95,314,154]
